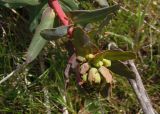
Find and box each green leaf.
[26,7,55,63]
[40,26,69,41]
[72,27,99,56]
[68,5,119,24]
[92,50,136,62]
[0,0,44,8]
[95,14,114,38]
[0,0,41,6]
[28,2,48,32]
[108,61,135,79]
[60,0,79,12]
[0,2,24,8]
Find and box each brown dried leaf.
[80,62,90,74]
[99,66,112,84]
[68,53,78,69]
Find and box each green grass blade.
[106,32,134,46]
[95,14,114,38]
[26,7,55,63]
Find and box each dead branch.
[128,60,157,114]
[109,43,157,114]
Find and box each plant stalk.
[109,43,157,114]
[128,60,157,114]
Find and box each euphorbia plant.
[40,0,136,97]
[0,0,135,95]
[1,0,157,114]
[62,27,135,96]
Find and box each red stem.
[48,0,73,37]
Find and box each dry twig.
[109,43,157,114]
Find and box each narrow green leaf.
[0,2,24,8]
[28,2,48,32]
[40,26,69,41]
[108,61,135,79]
[59,1,72,12]
[26,7,55,63]
[68,5,119,24]
[92,50,136,62]
[60,0,79,11]
[72,27,99,56]
[0,0,41,6]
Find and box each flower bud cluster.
[77,54,111,85]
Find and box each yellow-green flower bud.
[94,73,101,83]
[102,59,111,67]
[82,73,87,82]
[88,68,101,84]
[85,54,95,60]
[88,68,98,84]
[94,61,103,67]
[77,56,86,62]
